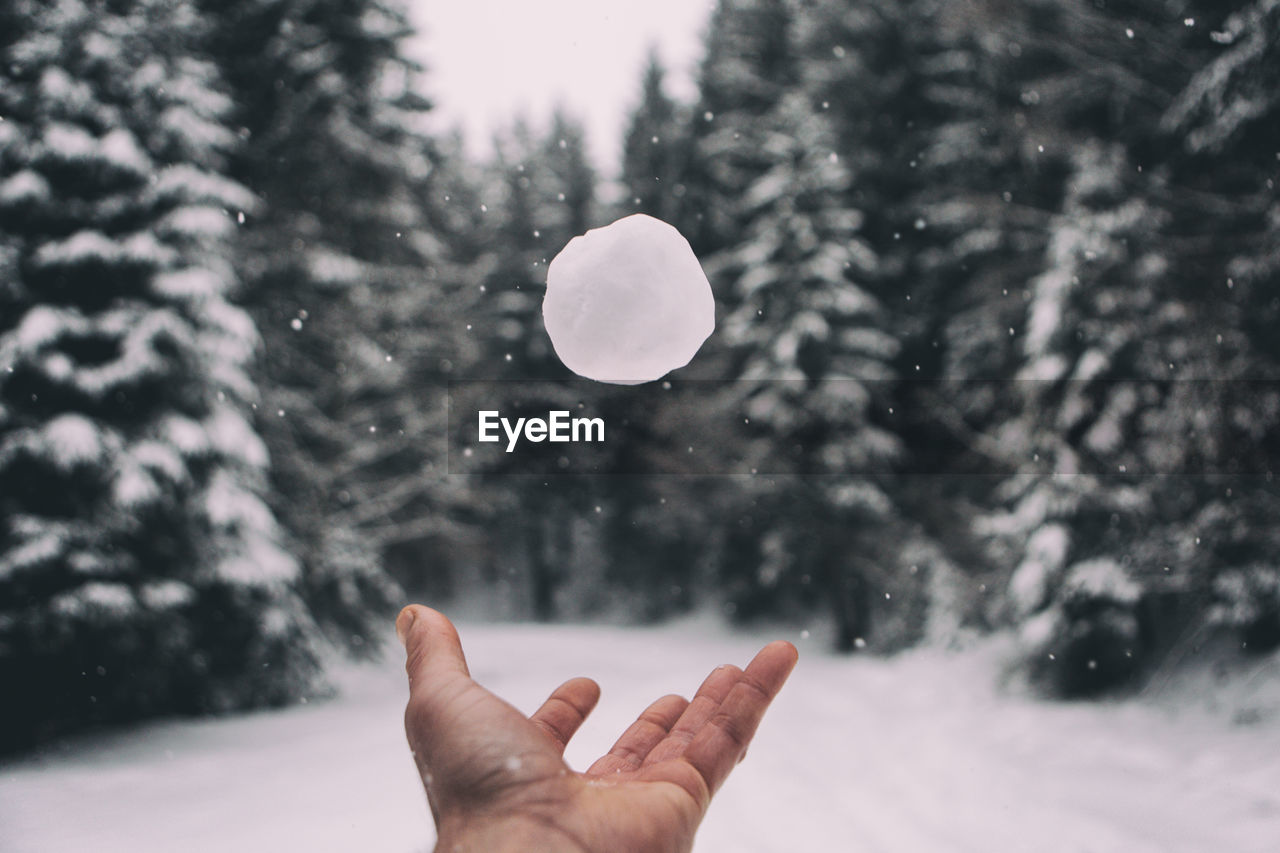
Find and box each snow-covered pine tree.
[677,0,797,258]
[1160,0,1280,652]
[1161,0,1280,378]
[0,0,320,750]
[795,0,919,253]
[710,90,905,649]
[198,0,461,646]
[620,49,685,224]
[977,0,1280,691]
[606,57,710,616]
[456,112,606,620]
[477,111,598,379]
[793,1,1040,626]
[541,110,596,248]
[983,141,1163,695]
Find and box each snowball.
[542,214,713,384]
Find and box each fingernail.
[396,607,415,648]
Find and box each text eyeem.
[477,410,605,452]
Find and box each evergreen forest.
[2,0,1278,751]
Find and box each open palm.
[398,605,798,853]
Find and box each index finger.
[681,640,798,796]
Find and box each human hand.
[397,605,798,853]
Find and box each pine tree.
[0,0,319,750]
[476,111,597,378]
[710,90,905,649]
[984,142,1166,694]
[197,0,461,647]
[620,49,684,223]
[678,0,798,257]
[977,0,1280,689]
[457,112,604,620]
[793,1,1038,611]
[1160,0,1280,652]
[542,110,596,245]
[1162,0,1280,370]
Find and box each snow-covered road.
[2,618,1277,852]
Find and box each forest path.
[2,618,1277,852]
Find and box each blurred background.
[1,0,1279,848]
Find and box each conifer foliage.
[0,0,320,749]
[198,0,462,651]
[620,50,684,223]
[5,0,1280,752]
[712,90,903,647]
[607,0,1280,673]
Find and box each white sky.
[404,0,716,175]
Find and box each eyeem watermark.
[478,410,604,452]
[448,379,1279,476]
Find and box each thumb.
[398,605,470,692]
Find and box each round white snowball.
[542,214,714,385]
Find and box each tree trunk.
[527,515,556,622]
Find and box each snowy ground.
[2,617,1279,853]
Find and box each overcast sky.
[405,0,716,174]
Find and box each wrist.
[435,814,588,853]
